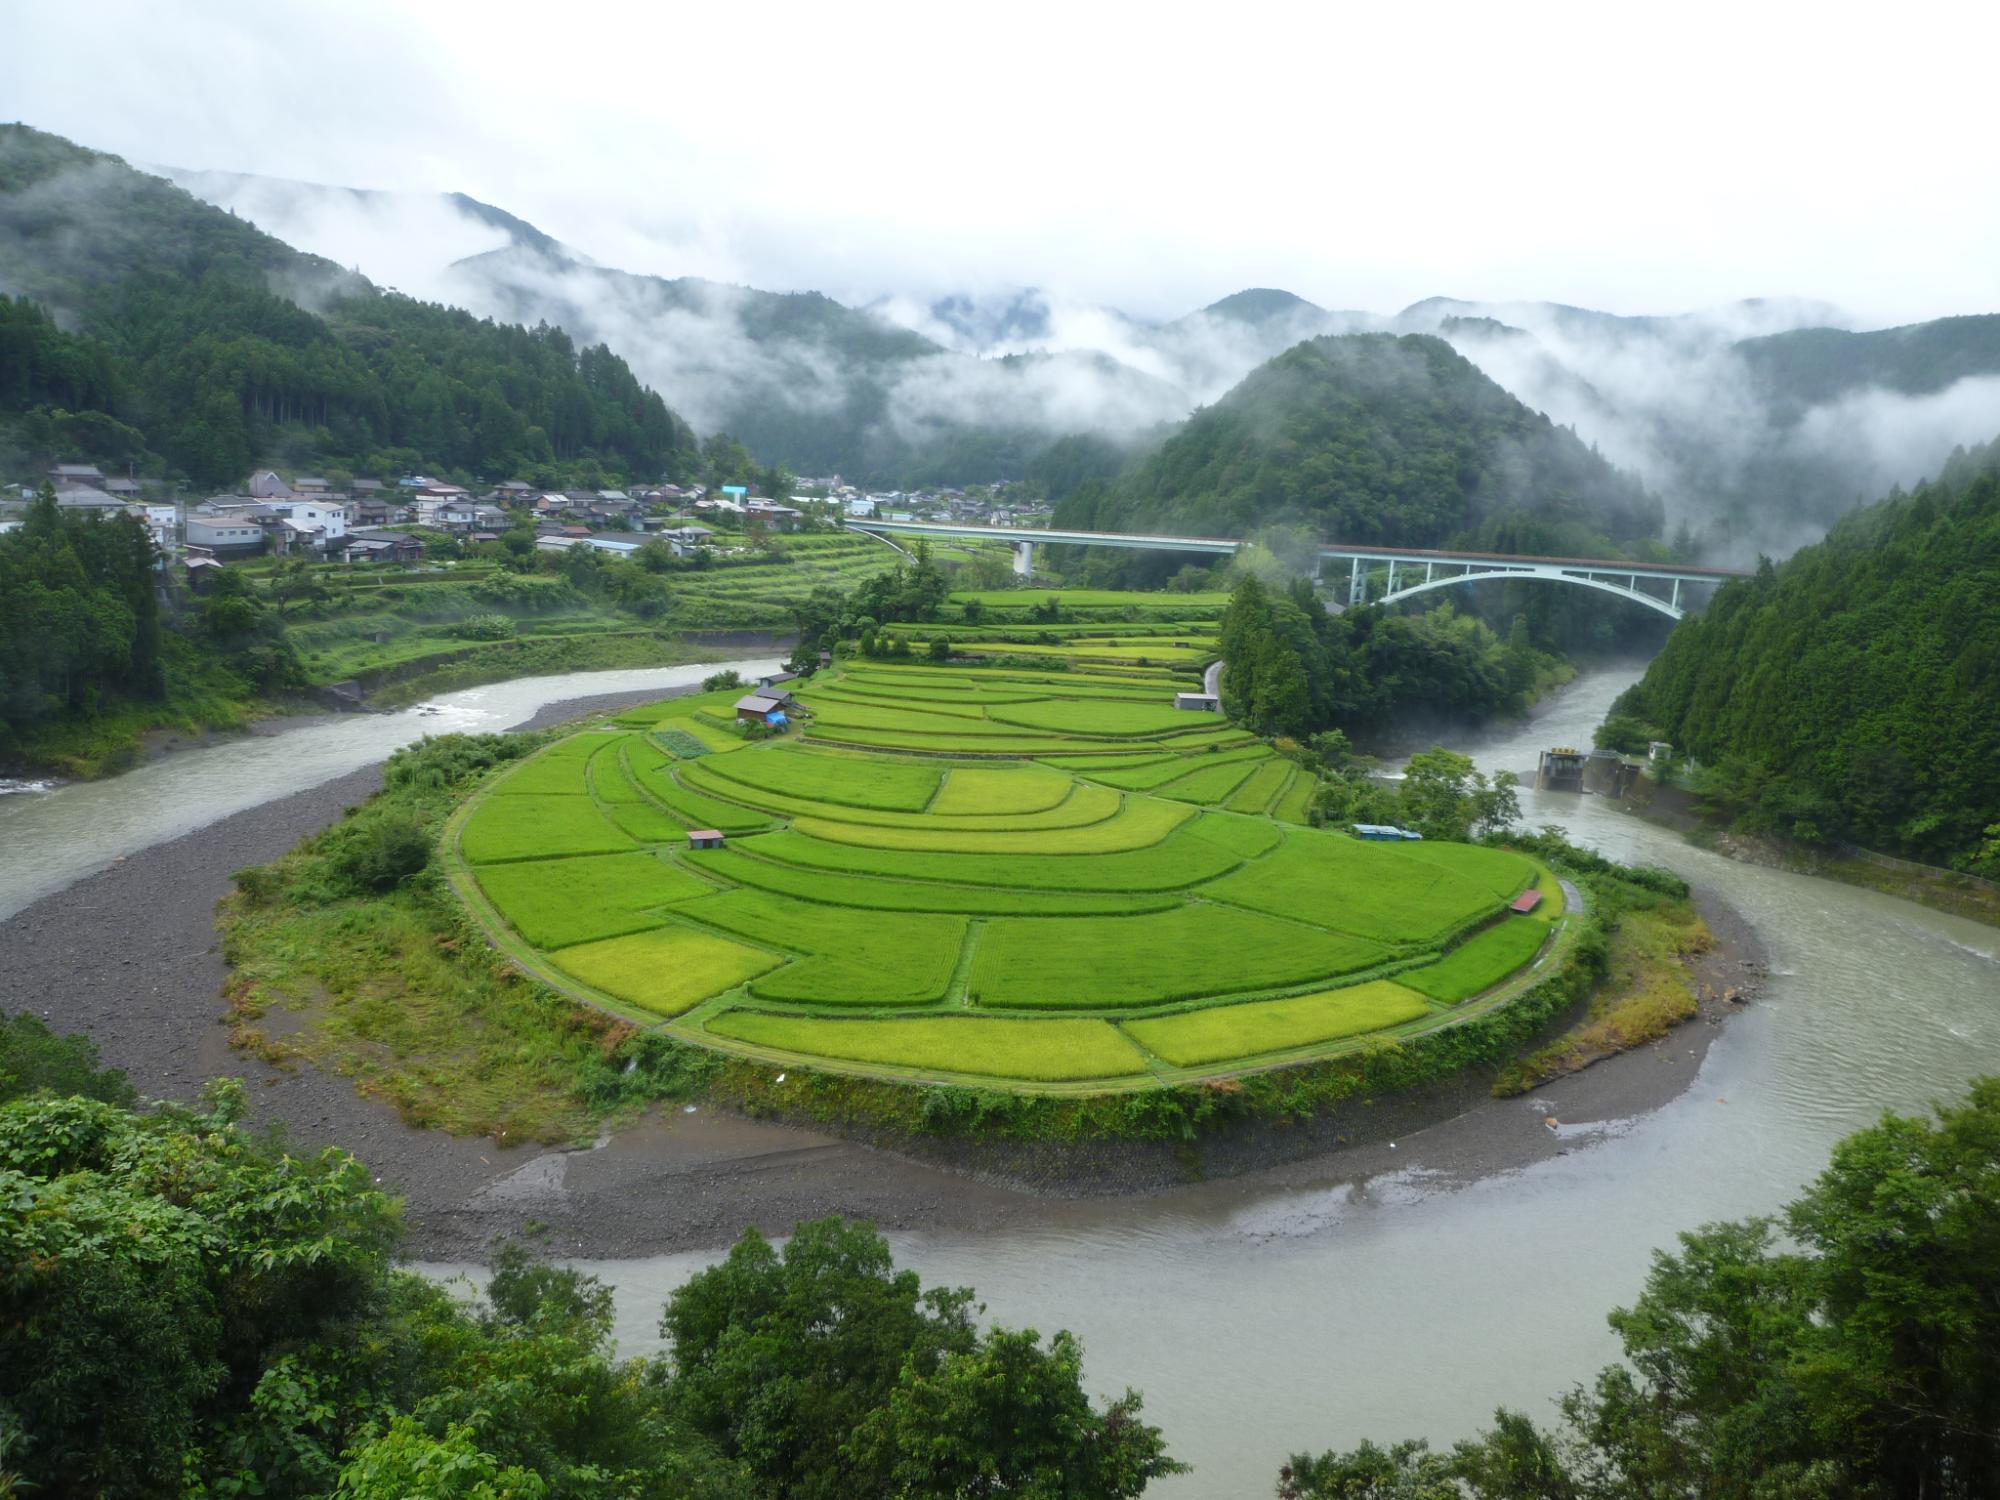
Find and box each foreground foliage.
[0,1028,1178,1498]
[1281,1076,2000,1498]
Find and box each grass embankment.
[1492,842,1712,1094]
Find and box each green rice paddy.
[445,640,1567,1089]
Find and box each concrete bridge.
[844,518,1749,620]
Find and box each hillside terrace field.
[441,629,1569,1090]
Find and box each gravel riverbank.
[0,682,1760,1259]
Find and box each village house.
[185,516,267,556]
[52,485,128,513]
[274,500,348,542]
[348,495,393,527]
[733,692,790,727]
[342,529,425,564]
[246,469,297,499]
[746,499,803,532]
[48,462,106,485]
[656,524,713,556]
[534,530,644,558]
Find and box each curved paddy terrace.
[444,662,1566,1089]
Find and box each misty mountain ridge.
[0,125,696,489]
[1063,331,1664,553]
[34,139,2000,556]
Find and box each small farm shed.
[1509,888,1544,914]
[1174,692,1221,712]
[734,693,785,725]
[1351,823,1423,841]
[688,829,726,850]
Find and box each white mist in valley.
[154,164,2000,565]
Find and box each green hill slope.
[0,125,695,488]
[1060,332,1661,547]
[1610,440,2000,869]
[1733,315,2000,413]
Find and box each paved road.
[1204,658,1223,696]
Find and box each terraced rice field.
[446,643,1567,1089]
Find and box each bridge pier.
[1012,540,1036,578]
[1349,556,1363,606]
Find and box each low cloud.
[110,165,2000,541]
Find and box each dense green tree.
[1062,334,1660,548]
[660,1217,1174,1500]
[0,484,165,749]
[0,127,697,490]
[1397,748,1521,841]
[852,539,950,624]
[0,1022,1178,1500]
[1613,436,2000,866]
[1214,573,1542,744]
[1282,1078,2000,1498]
[847,1326,1182,1498]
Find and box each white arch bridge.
[843,518,1747,620]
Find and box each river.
[0,659,777,922]
[4,664,1996,1497]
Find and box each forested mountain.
[1060,333,1663,547]
[154,153,2000,522]
[443,246,1201,482]
[0,126,695,488]
[1610,438,2000,870]
[1734,314,2000,412]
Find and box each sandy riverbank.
[0,685,1762,1259]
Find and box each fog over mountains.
[166,167,2000,558]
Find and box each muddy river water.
[4,663,1995,1497]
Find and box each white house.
[186,517,266,553]
[276,501,348,541]
[141,504,178,552]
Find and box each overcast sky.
[8,1,1999,325]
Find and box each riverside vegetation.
[0,492,901,774]
[221,596,1707,1144]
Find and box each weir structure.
[844,518,1749,620]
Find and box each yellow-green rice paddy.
[446,630,1565,1090]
